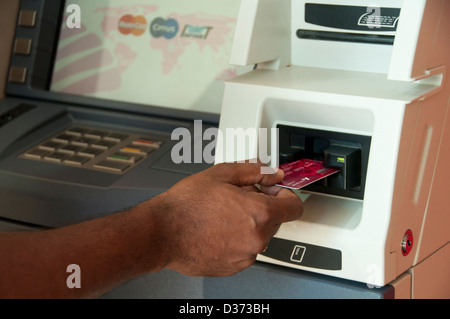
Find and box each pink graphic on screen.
[52,6,157,95]
[50,2,243,112]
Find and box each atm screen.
[50,0,248,114]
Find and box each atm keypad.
[20,126,163,174]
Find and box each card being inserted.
[276,159,340,189]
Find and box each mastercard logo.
[118,15,147,36]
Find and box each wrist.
[129,193,174,274]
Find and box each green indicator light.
[110,155,129,161]
[337,157,345,163]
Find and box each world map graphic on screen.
[50,0,248,114]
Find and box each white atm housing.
[215,0,450,290]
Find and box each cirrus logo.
[150,17,179,39]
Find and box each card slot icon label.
[290,245,306,263]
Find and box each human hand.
[155,162,303,277]
[0,162,301,298]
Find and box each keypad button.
[108,153,142,164]
[78,147,102,158]
[133,138,162,149]
[53,134,76,143]
[71,137,99,147]
[91,140,116,150]
[66,127,91,136]
[24,148,51,159]
[94,160,130,173]
[44,152,70,163]
[85,130,108,139]
[64,155,90,166]
[58,144,84,155]
[121,146,154,155]
[38,141,63,151]
[104,133,129,142]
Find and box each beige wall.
[0,0,20,99]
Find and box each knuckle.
[248,234,268,254]
[255,201,272,224]
[215,162,236,174]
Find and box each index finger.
[214,161,284,187]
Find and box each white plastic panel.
[292,0,402,73]
[229,0,291,68]
[388,0,444,81]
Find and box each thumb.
[215,162,284,187]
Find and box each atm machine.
[0,0,448,299]
[215,0,450,298]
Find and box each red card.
[276,159,340,189]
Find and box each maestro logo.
[150,17,179,39]
[118,14,147,36]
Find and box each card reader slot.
[296,30,395,45]
[278,125,371,200]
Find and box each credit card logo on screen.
[150,17,179,39]
[118,14,147,36]
[181,25,213,40]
